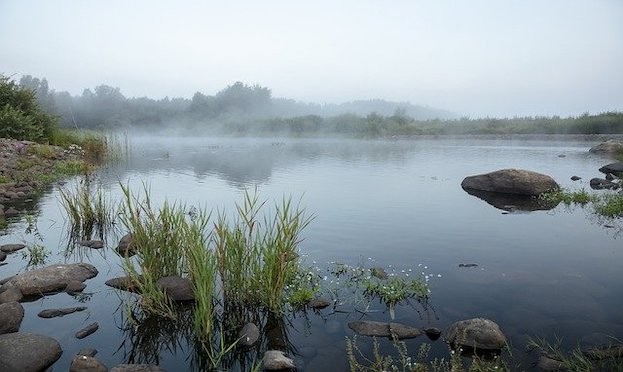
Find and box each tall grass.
[59,176,115,240]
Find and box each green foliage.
[541,189,623,218]
[58,177,115,239]
[594,193,623,218]
[0,75,57,142]
[541,188,594,205]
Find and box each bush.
[0,75,57,142]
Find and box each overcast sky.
[1,0,622,117]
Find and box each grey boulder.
[445,318,507,351]
[4,263,97,296]
[156,275,194,302]
[461,169,559,196]
[0,332,62,372]
[0,302,24,334]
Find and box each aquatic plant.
[594,193,623,218]
[527,336,623,372]
[541,188,594,205]
[59,177,115,240]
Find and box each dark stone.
[0,251,6,261]
[371,267,388,279]
[75,322,99,339]
[0,302,24,334]
[0,332,62,372]
[156,275,194,302]
[116,233,136,256]
[263,350,296,370]
[238,322,260,346]
[0,244,26,253]
[589,178,619,190]
[461,169,559,196]
[463,188,558,212]
[5,263,98,296]
[308,297,331,309]
[348,320,390,337]
[424,327,442,340]
[0,286,23,303]
[105,276,142,293]
[459,263,479,268]
[110,364,166,372]
[445,318,507,351]
[599,162,623,176]
[4,207,19,217]
[66,280,87,293]
[571,176,582,181]
[78,240,104,249]
[38,306,87,318]
[389,322,423,340]
[70,355,107,372]
[537,355,565,371]
[605,173,615,181]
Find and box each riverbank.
[0,137,87,216]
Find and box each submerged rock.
[75,322,99,339]
[589,178,619,190]
[0,243,25,253]
[70,355,107,372]
[589,140,623,156]
[78,240,104,249]
[445,318,507,351]
[0,251,5,261]
[348,320,423,339]
[371,267,388,279]
[238,322,260,346]
[571,175,582,181]
[156,275,194,302]
[583,344,623,360]
[116,234,136,256]
[537,355,565,371]
[389,322,423,339]
[463,187,558,212]
[424,327,442,340]
[5,263,98,296]
[105,276,142,293]
[263,350,296,370]
[0,332,62,371]
[0,302,24,334]
[38,306,87,318]
[308,297,331,309]
[0,286,23,303]
[461,169,559,196]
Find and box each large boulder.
[0,302,24,334]
[589,140,623,156]
[599,162,623,177]
[0,332,62,371]
[348,320,423,340]
[156,275,194,302]
[4,263,98,296]
[461,169,559,196]
[445,318,507,351]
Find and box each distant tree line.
[12,74,623,136]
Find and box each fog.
[1,0,622,117]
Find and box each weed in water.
[594,193,623,218]
[527,336,623,372]
[21,243,50,268]
[541,188,594,206]
[59,177,115,239]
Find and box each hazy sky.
[1,0,622,117]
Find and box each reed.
[58,177,115,239]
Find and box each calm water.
[1,136,621,370]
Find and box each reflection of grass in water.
[528,336,623,372]
[542,188,623,218]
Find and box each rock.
[5,263,98,296]
[0,286,23,303]
[78,240,104,249]
[238,322,260,346]
[459,263,479,268]
[537,355,565,371]
[599,162,623,176]
[105,276,142,293]
[78,348,98,357]
[0,243,25,253]
[0,275,16,285]
[110,364,165,372]
[0,302,24,334]
[0,251,6,261]
[389,322,423,340]
[348,320,390,337]
[4,207,19,217]
[0,332,62,371]
[571,176,582,181]
[156,275,194,302]
[308,297,331,309]
[461,169,559,196]
[583,344,623,360]
[445,318,507,351]
[589,140,623,155]
[589,178,619,190]
[263,350,296,370]
[371,267,388,279]
[75,322,99,339]
[424,327,442,340]
[116,234,136,256]
[605,173,615,181]
[38,306,87,318]
[66,280,87,293]
[70,355,107,372]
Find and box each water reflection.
[462,188,559,212]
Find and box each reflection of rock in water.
[463,188,559,212]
